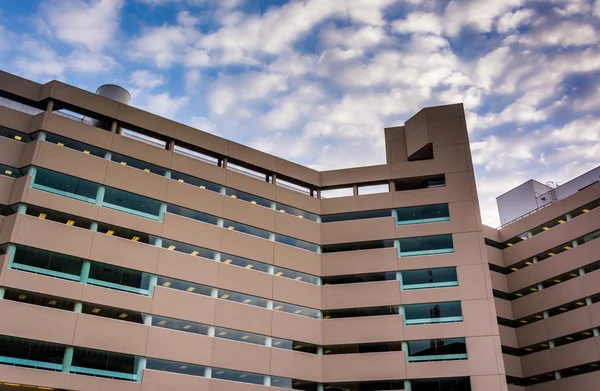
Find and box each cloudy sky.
[1,0,599,226]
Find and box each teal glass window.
[71,347,137,381]
[44,133,105,158]
[275,234,320,252]
[32,168,99,203]
[156,276,213,296]
[401,267,458,290]
[218,289,268,308]
[88,262,153,295]
[407,338,467,362]
[214,327,266,345]
[396,204,450,225]
[102,187,162,220]
[0,335,65,371]
[403,301,462,325]
[152,315,210,335]
[398,234,453,257]
[11,246,83,281]
[167,204,220,225]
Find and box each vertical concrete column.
[572,239,579,248]
[164,170,171,179]
[73,302,83,313]
[593,328,599,337]
[316,277,322,286]
[45,100,54,112]
[213,252,222,263]
[110,121,118,133]
[158,202,167,222]
[352,184,358,196]
[401,341,409,362]
[95,186,105,206]
[166,140,175,151]
[388,180,395,192]
[543,311,550,319]
[211,288,218,298]
[36,131,46,141]
[26,166,37,183]
[586,297,593,305]
[222,157,228,169]
[62,347,74,373]
[532,256,539,264]
[404,380,412,391]
[537,283,544,291]
[317,346,323,356]
[80,261,91,284]
[579,268,586,276]
[89,222,98,232]
[204,367,213,378]
[317,384,324,391]
[270,201,277,210]
[316,189,321,199]
[0,287,5,300]
[265,337,272,348]
[217,218,224,228]
[16,204,27,214]
[143,314,153,326]
[267,265,275,275]
[527,231,533,238]
[263,376,271,387]
[391,209,398,224]
[266,300,274,310]
[104,151,112,160]
[269,232,275,241]
[135,357,147,382]
[554,371,561,380]
[565,213,572,221]
[219,186,226,195]
[271,173,276,185]
[6,244,16,269]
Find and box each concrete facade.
[0,69,591,391]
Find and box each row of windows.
[506,360,600,387]
[23,205,321,285]
[491,261,600,301]
[321,235,454,257]
[322,267,458,290]
[8,245,321,318]
[4,288,466,359]
[500,198,599,247]
[7,244,464,324]
[2,128,452,228]
[493,228,600,275]
[30,166,320,251]
[0,333,469,390]
[29,167,457,257]
[497,293,600,328]
[502,327,598,357]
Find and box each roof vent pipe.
[91,84,131,130]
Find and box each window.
[102,187,163,220]
[88,262,153,295]
[212,367,264,385]
[407,338,467,362]
[271,338,318,354]
[152,315,210,335]
[81,303,143,324]
[44,133,105,158]
[358,183,389,195]
[156,276,213,296]
[273,266,320,284]
[403,301,462,325]
[394,174,445,191]
[396,204,450,225]
[32,168,99,203]
[322,272,396,285]
[226,187,272,208]
[322,305,399,319]
[274,234,320,252]
[321,187,353,199]
[71,348,137,380]
[0,164,22,178]
[398,235,453,257]
[11,246,83,281]
[273,301,321,318]
[0,335,65,371]
[401,267,458,290]
[170,170,222,192]
[411,377,471,391]
[214,327,266,345]
[218,289,268,308]
[110,152,167,176]
[167,204,221,225]
[146,358,207,377]
[4,289,75,311]
[0,125,31,142]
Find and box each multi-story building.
[0,69,594,391]
[485,170,600,391]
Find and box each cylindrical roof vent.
[96,84,131,105]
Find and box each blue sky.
[1,0,599,226]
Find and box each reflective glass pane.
[401,267,458,287]
[218,290,268,308]
[398,235,453,256]
[146,358,207,377]
[212,368,264,385]
[13,246,83,279]
[103,187,162,218]
[404,302,462,324]
[214,327,266,345]
[33,168,99,202]
[152,315,210,335]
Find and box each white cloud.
[142,93,189,118]
[42,0,123,51]
[321,25,388,51]
[184,48,211,67]
[497,8,535,33]
[177,10,200,26]
[443,0,524,36]
[184,69,201,92]
[130,69,164,89]
[208,72,288,115]
[132,25,196,68]
[392,12,442,35]
[519,21,597,47]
